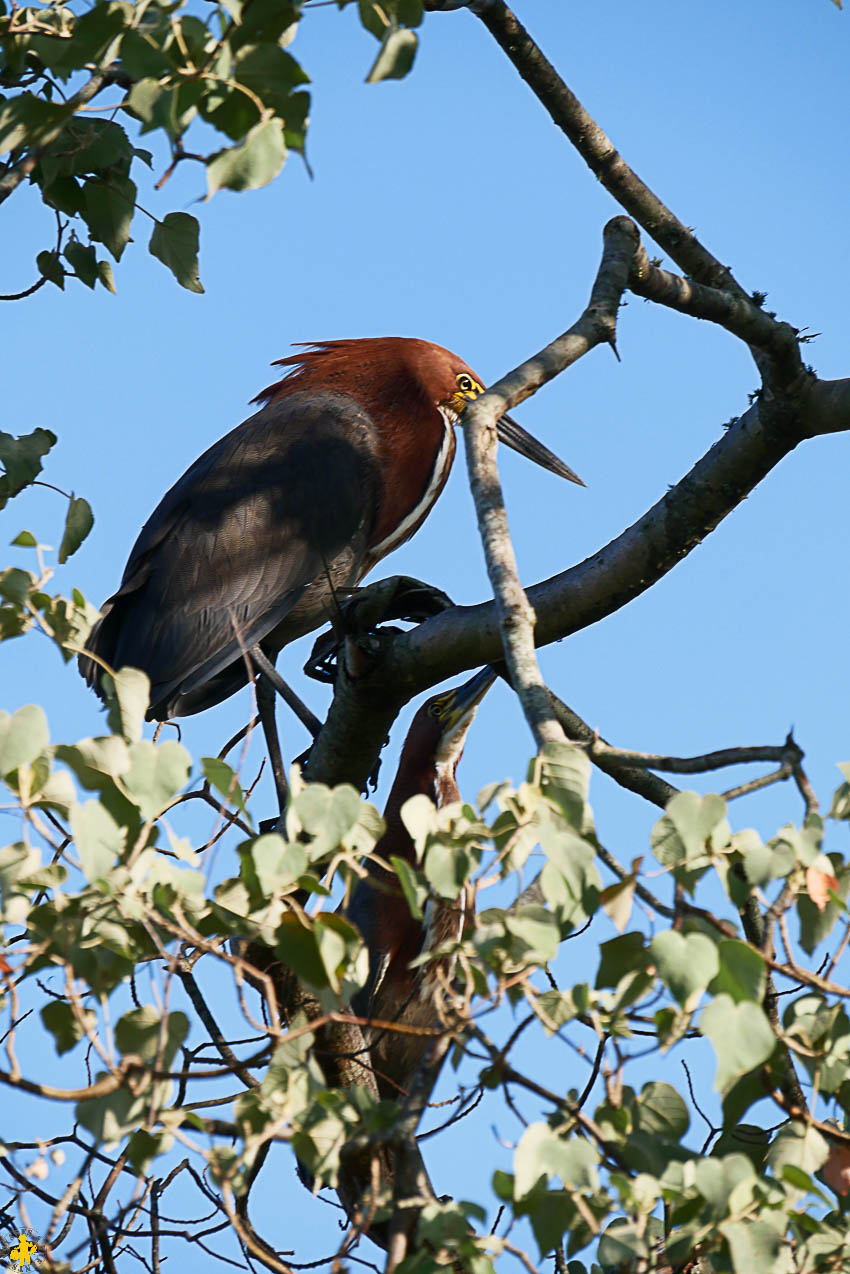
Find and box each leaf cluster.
[0,0,423,293]
[2,455,850,1272]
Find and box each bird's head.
[393,666,498,808]
[254,337,584,486]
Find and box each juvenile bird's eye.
[456,374,474,394]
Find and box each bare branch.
[628,243,803,379]
[461,217,636,748]
[426,0,743,295]
[587,735,803,776]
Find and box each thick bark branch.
[306,357,847,792]
[390,383,811,683]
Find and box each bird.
[78,339,581,804]
[347,665,496,1101]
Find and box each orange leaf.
[806,865,839,913]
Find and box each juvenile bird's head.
[390,666,498,809]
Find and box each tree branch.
[426,0,745,295]
[461,216,637,747]
[0,67,119,208]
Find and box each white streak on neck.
[370,409,455,559]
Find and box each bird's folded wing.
[81,391,381,712]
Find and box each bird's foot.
[304,575,454,683]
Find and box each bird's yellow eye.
[455,373,479,397]
[429,696,449,718]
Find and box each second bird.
[79,337,583,721]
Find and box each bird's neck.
[366,407,456,565]
[378,755,458,866]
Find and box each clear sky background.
[2,0,850,1267]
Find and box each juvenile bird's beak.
[440,666,498,734]
[496,414,585,487]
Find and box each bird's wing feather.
[82,391,381,713]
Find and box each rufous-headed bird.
[348,665,496,1100]
[79,339,581,723]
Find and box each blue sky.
[3,0,850,1266]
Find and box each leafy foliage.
[2,453,850,1272]
[0,0,424,293]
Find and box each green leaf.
[401,792,438,846]
[123,739,191,820]
[76,1084,148,1148]
[314,914,360,992]
[708,939,766,1004]
[720,1220,786,1273]
[82,175,137,261]
[36,250,65,290]
[149,213,203,294]
[275,914,327,989]
[712,1125,769,1168]
[649,930,718,1009]
[595,931,646,989]
[202,756,249,812]
[126,78,171,132]
[206,118,287,194]
[126,1128,174,1175]
[58,495,94,563]
[651,791,729,869]
[115,1005,189,1068]
[0,93,68,152]
[34,1,129,74]
[103,667,150,742]
[365,24,418,82]
[700,994,776,1089]
[390,854,424,920]
[11,531,38,547]
[288,783,363,856]
[64,239,98,289]
[232,42,310,114]
[766,1120,829,1178]
[694,1154,754,1217]
[636,1082,689,1140]
[0,428,56,505]
[41,999,97,1056]
[249,834,307,894]
[514,1123,599,1198]
[97,259,116,293]
[395,0,424,24]
[504,905,560,964]
[358,0,388,39]
[119,28,173,80]
[69,800,125,882]
[423,839,472,899]
[597,1220,648,1268]
[46,118,133,180]
[537,741,591,830]
[0,705,48,777]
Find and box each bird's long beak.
[441,665,498,733]
[496,413,585,487]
